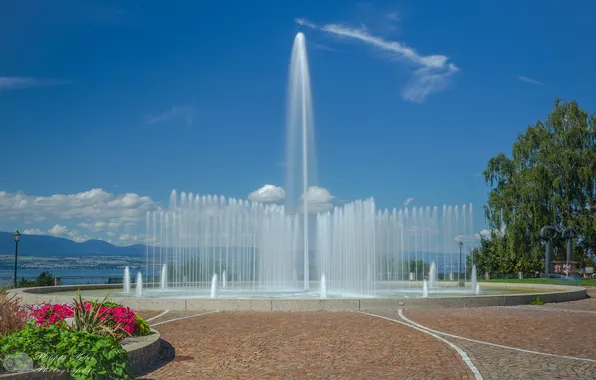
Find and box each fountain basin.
[9,282,587,311]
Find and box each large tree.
[481,100,596,273]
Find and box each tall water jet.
[222,270,227,289]
[429,261,437,288]
[286,32,317,290]
[123,267,131,293]
[475,283,481,294]
[320,273,327,299]
[135,272,143,297]
[210,273,218,299]
[471,264,478,292]
[160,264,168,290]
[422,280,429,297]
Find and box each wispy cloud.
[295,18,317,29]
[0,77,69,91]
[517,76,544,86]
[402,197,414,206]
[147,105,197,126]
[311,43,340,52]
[295,18,458,102]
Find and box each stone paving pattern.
[141,311,474,379]
[135,287,596,379]
[401,307,596,360]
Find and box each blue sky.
[1,0,595,245]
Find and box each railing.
[0,275,164,287]
[0,276,135,286]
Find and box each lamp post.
[13,230,21,288]
[458,240,463,287]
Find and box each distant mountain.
[0,232,146,257]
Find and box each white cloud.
[118,234,141,245]
[248,185,335,213]
[311,42,340,52]
[517,76,544,86]
[301,186,334,213]
[476,226,505,240]
[295,19,458,102]
[0,188,156,246]
[302,186,334,204]
[453,234,479,242]
[22,228,43,235]
[47,224,89,242]
[48,224,69,236]
[402,197,414,206]
[295,18,317,29]
[248,185,286,203]
[0,77,69,91]
[0,188,155,223]
[78,221,121,232]
[147,105,196,126]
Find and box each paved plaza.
[136,288,596,379]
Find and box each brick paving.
[132,291,596,380]
[371,307,596,379]
[401,307,596,360]
[535,287,596,312]
[447,338,596,380]
[139,312,475,379]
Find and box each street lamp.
[13,230,21,288]
[458,240,463,287]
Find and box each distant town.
[0,254,144,271]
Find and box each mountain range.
[0,232,145,257]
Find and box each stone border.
[0,329,160,379]
[7,283,588,311]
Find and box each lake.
[0,268,136,286]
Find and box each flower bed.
[0,292,152,379]
[29,302,137,339]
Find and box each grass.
[479,277,596,287]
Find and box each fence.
[0,275,164,288]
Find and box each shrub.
[0,324,133,379]
[531,296,545,305]
[134,316,151,336]
[34,272,55,287]
[0,287,26,338]
[87,300,121,308]
[16,272,55,288]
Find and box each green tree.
[483,99,596,273]
[16,271,55,288]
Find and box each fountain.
[429,261,437,288]
[135,272,143,297]
[210,273,218,299]
[123,266,131,293]
[471,264,478,292]
[124,32,477,299]
[160,264,167,290]
[320,273,327,299]
[475,283,481,295]
[286,32,316,290]
[39,32,580,308]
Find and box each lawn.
[479,277,596,287]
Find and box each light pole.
[458,240,463,287]
[13,230,21,288]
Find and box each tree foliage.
[480,99,596,273]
